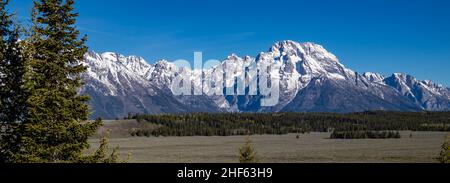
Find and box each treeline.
[127,111,450,137]
[330,131,401,139]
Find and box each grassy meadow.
[89,120,447,163]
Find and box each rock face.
[79,40,450,119]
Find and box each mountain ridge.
[80,40,450,119]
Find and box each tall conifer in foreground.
[12,0,102,163]
[0,0,28,163]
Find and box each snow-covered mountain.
[80,40,450,119]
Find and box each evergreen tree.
[0,0,28,163]
[437,135,450,163]
[80,127,127,163]
[11,0,102,163]
[239,136,259,163]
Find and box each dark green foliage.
[129,111,450,137]
[0,0,120,163]
[0,0,29,163]
[437,135,450,163]
[81,127,124,163]
[239,137,258,163]
[330,130,401,139]
[7,0,99,163]
[0,0,26,125]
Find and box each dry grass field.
[89,120,448,163]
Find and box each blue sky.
[8,0,450,86]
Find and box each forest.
[330,130,401,139]
[127,111,450,138]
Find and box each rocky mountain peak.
[77,41,450,119]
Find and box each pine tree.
[0,0,28,163]
[239,136,259,163]
[10,0,102,163]
[80,126,128,163]
[437,135,450,163]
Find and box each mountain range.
[80,40,450,119]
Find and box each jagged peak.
[422,80,433,85]
[363,72,383,76]
[389,74,445,91]
[363,72,385,83]
[393,72,406,77]
[154,59,177,70]
[391,73,418,82]
[270,40,326,52]
[420,80,446,91]
[268,40,339,63]
[127,55,146,61]
[154,59,170,65]
[99,52,147,63]
[226,53,241,61]
[270,40,304,54]
[78,41,450,118]
[101,52,122,60]
[392,73,407,79]
[271,40,302,48]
